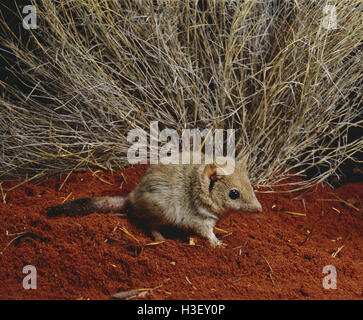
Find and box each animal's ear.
[240,153,249,169]
[202,164,217,182]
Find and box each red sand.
[0,165,362,300]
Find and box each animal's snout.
[251,199,262,212]
[242,200,262,213]
[256,202,262,212]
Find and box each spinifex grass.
[0,0,361,191]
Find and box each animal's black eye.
[229,189,240,200]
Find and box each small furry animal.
[47,154,262,247]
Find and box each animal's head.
[200,154,262,215]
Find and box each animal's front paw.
[208,235,227,248]
[214,239,227,248]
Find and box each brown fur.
[47,154,262,247]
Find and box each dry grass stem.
[0,0,361,191]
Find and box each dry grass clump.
[0,0,362,190]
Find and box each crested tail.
[46,196,127,217]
